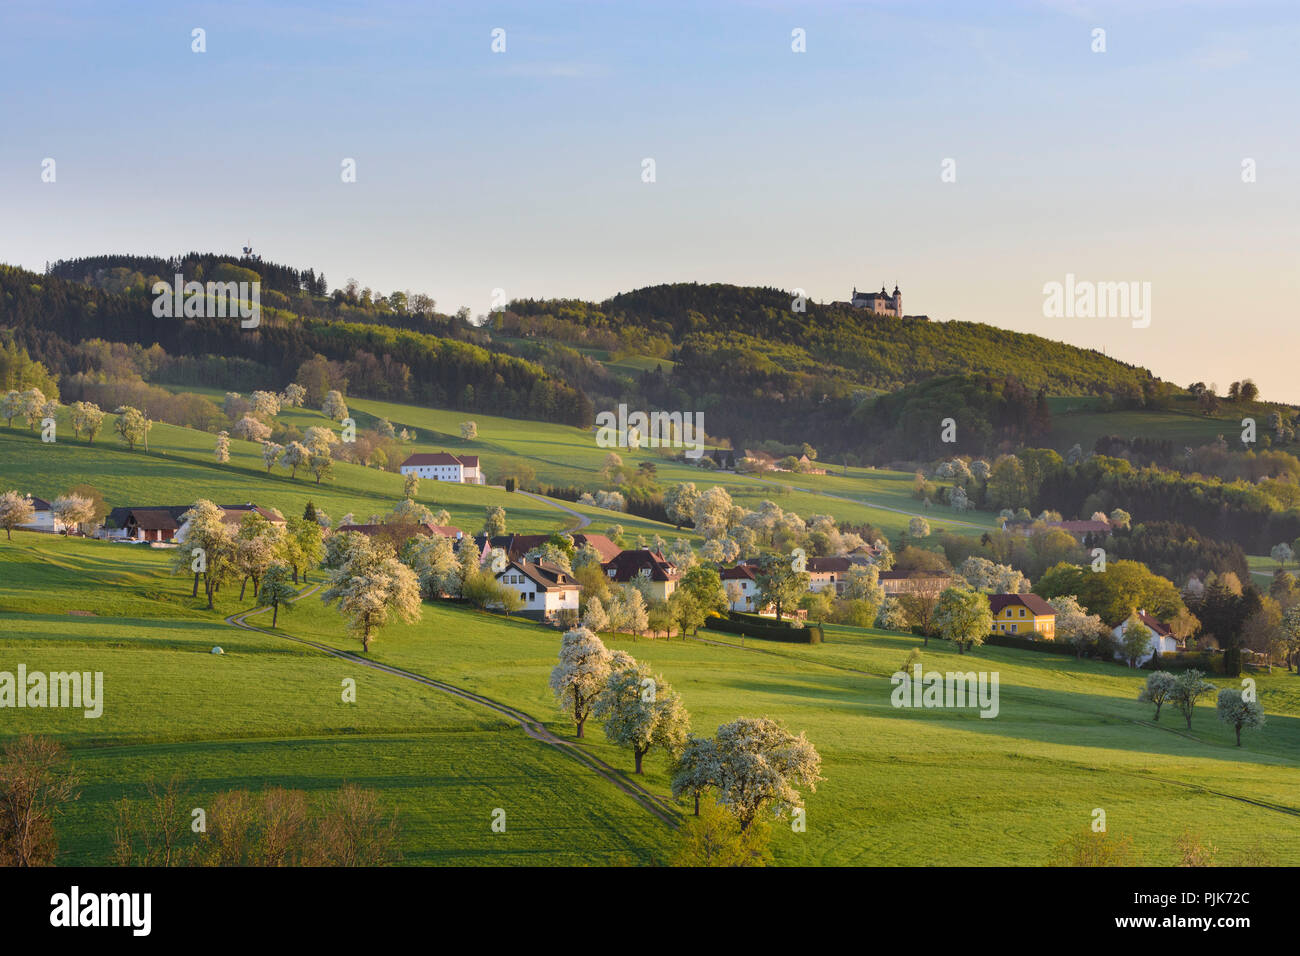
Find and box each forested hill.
[508,282,1158,397]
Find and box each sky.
[1,0,1297,400]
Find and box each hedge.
[705,612,823,644]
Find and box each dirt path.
[225,588,676,827]
[515,491,592,532]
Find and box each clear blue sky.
[2,1,1297,399]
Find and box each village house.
[399,452,482,484]
[806,556,853,596]
[721,563,762,612]
[101,503,284,543]
[1110,610,1180,667]
[989,593,1057,639]
[15,495,64,534]
[494,558,580,624]
[603,548,680,602]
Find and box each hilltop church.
[849,284,902,317]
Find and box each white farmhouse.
[494,559,580,624]
[399,452,482,484]
[17,495,64,533]
[721,563,761,612]
[1111,610,1181,667]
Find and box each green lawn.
[0,533,669,865]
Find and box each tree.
[0,736,81,866]
[1239,379,1259,402]
[1108,508,1132,530]
[1047,594,1105,658]
[1120,613,1152,668]
[934,585,993,654]
[403,473,419,499]
[232,415,271,443]
[958,556,1028,594]
[321,536,422,652]
[580,596,610,633]
[70,401,104,442]
[548,627,613,738]
[1271,542,1294,568]
[280,383,307,408]
[281,441,310,479]
[483,505,507,537]
[113,405,150,450]
[214,430,231,463]
[1216,688,1264,746]
[897,591,941,644]
[171,500,235,609]
[308,453,334,485]
[260,562,297,626]
[51,495,95,536]
[667,588,706,638]
[754,553,809,623]
[908,516,931,538]
[664,482,699,530]
[669,797,772,867]
[249,390,280,420]
[460,421,477,439]
[619,585,649,634]
[593,655,690,774]
[711,717,823,831]
[1169,669,1216,730]
[262,442,284,473]
[1,391,21,428]
[0,491,35,540]
[1138,671,1177,721]
[671,736,722,816]
[321,390,348,422]
[234,513,282,601]
[678,565,728,617]
[284,515,324,583]
[19,388,46,431]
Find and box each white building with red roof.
[399,451,482,484]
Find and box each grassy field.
[7,533,1297,867]
[1044,395,1289,454]
[0,533,670,865]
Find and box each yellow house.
[989,593,1056,639]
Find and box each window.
[1019,608,1025,617]
[1010,624,1018,633]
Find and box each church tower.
[891,283,901,317]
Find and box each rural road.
[515,490,592,532]
[225,588,676,827]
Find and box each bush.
[706,612,823,644]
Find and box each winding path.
[225,587,676,827]
[515,490,591,532]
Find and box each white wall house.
[399,452,482,484]
[17,495,64,533]
[1111,611,1180,667]
[494,559,580,623]
[721,565,761,612]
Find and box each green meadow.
[5,533,1298,866]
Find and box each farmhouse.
[806,556,853,595]
[15,495,64,534]
[102,503,284,543]
[399,452,482,484]
[989,593,1057,639]
[603,548,680,602]
[721,563,761,611]
[1110,610,1180,667]
[494,559,580,623]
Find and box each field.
[4,532,1300,866]
[1044,395,1291,455]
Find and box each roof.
[806,556,852,574]
[1055,520,1109,534]
[1111,611,1171,636]
[122,509,180,531]
[720,564,757,581]
[475,533,621,563]
[878,570,950,581]
[497,559,579,591]
[106,503,283,528]
[989,593,1056,616]
[336,523,463,538]
[603,549,680,582]
[401,452,478,468]
[22,495,52,511]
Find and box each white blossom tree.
[51,494,95,535]
[549,627,613,738]
[321,389,349,422]
[1216,688,1265,746]
[710,717,823,831]
[214,430,231,463]
[0,490,35,539]
[593,655,690,774]
[321,535,422,652]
